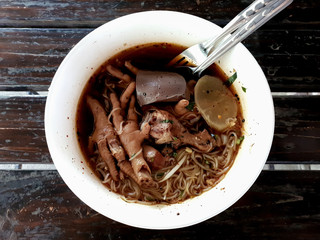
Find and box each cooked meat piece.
[143,145,166,170]
[146,109,215,152]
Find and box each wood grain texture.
[1,28,319,91]
[0,96,45,129]
[0,128,49,163]
[243,30,320,92]
[0,170,319,239]
[0,28,90,89]
[0,0,319,238]
[0,96,319,164]
[1,0,316,28]
[0,96,50,163]
[270,97,320,163]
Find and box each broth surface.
[76,42,243,204]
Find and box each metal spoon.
[135,0,292,106]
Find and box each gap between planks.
[0,163,319,171]
[0,91,320,98]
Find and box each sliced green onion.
[224,72,237,87]
[161,119,173,124]
[156,172,165,177]
[242,86,247,92]
[179,190,184,198]
[146,196,155,201]
[185,101,195,111]
[236,136,245,145]
[129,148,142,161]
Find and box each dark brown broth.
[76,43,187,159]
[76,42,243,188]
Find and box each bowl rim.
[45,10,275,229]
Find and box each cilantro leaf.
[185,101,195,111]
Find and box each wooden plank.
[0,95,319,163]
[0,128,50,163]
[0,96,45,129]
[243,30,320,92]
[243,30,320,56]
[1,0,316,28]
[0,28,90,88]
[0,0,318,238]
[1,28,319,91]
[270,97,320,163]
[0,170,318,239]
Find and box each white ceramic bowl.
[45,11,274,229]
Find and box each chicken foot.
[110,84,154,187]
[87,96,138,183]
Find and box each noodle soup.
[76,42,244,204]
[46,11,273,228]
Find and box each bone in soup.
[76,42,244,204]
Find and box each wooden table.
[0,0,319,239]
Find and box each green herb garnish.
[236,136,245,145]
[242,86,247,92]
[179,190,184,198]
[224,72,237,87]
[172,152,177,158]
[156,172,165,177]
[185,101,195,111]
[161,119,173,124]
[146,196,155,201]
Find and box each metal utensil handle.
[195,0,293,75]
[203,0,278,51]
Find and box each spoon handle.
[194,0,293,75]
[203,0,279,51]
